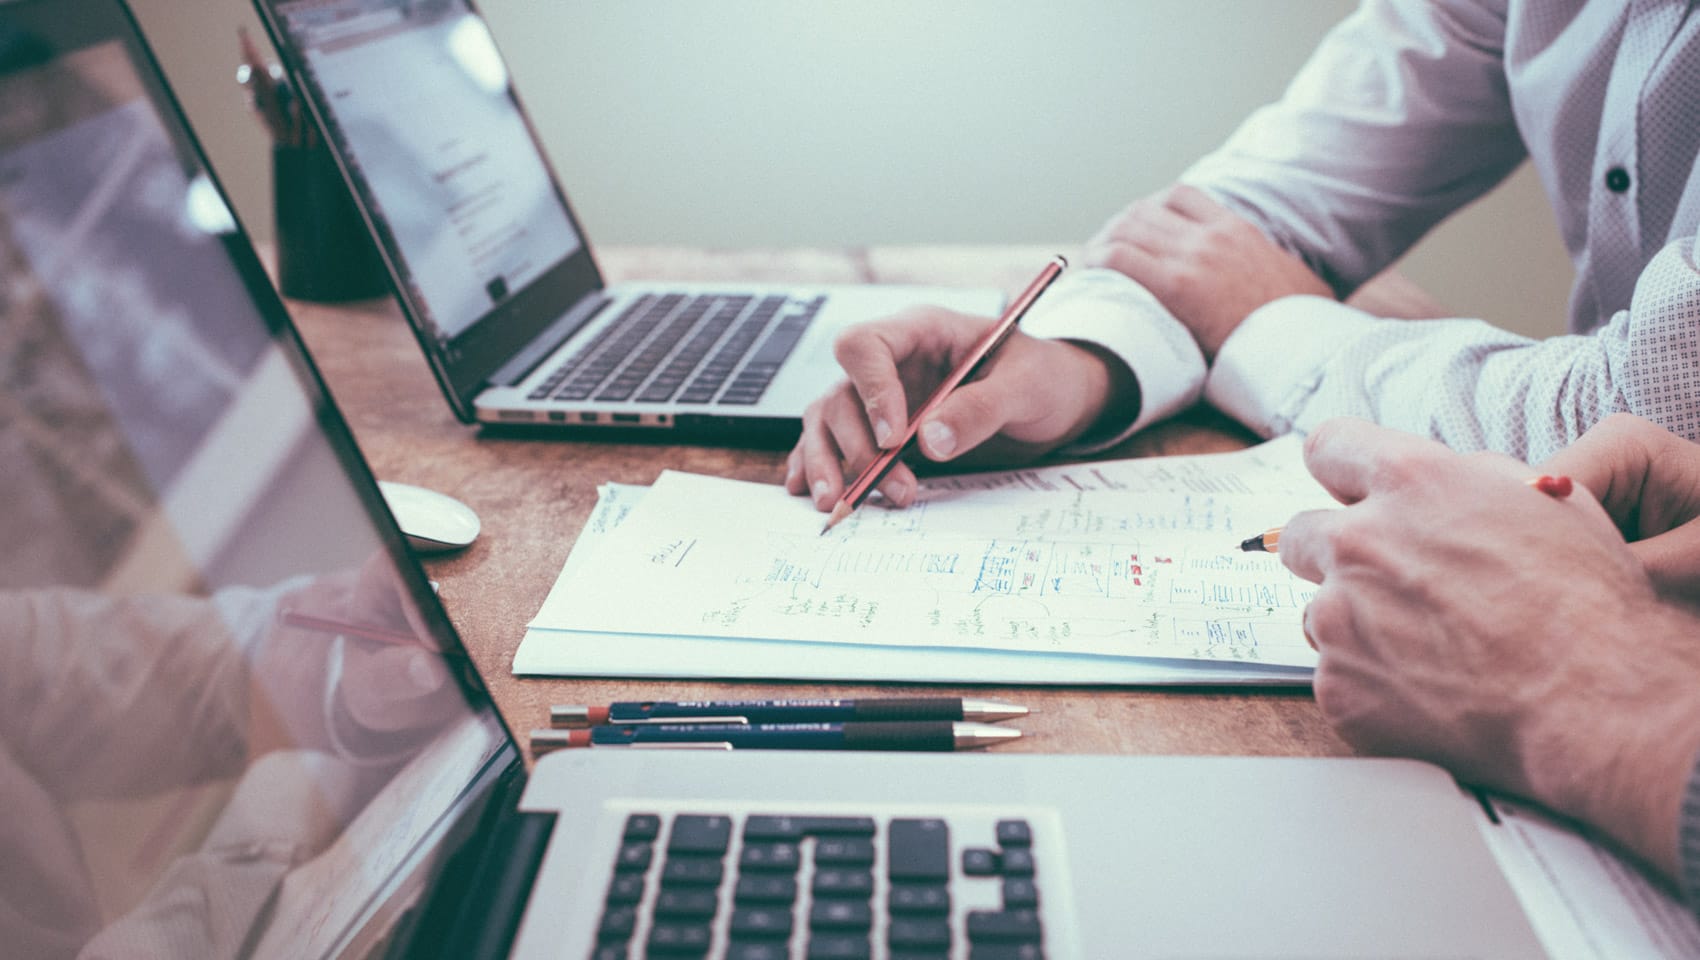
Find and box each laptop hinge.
[398,765,557,960]
[488,292,611,388]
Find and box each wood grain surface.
[285,246,1353,762]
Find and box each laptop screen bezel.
[249,0,608,422]
[0,0,527,950]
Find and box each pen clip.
[618,715,750,726]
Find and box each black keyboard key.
[589,946,626,960]
[1000,848,1036,876]
[962,848,999,876]
[803,817,878,836]
[889,884,949,915]
[623,814,661,841]
[660,858,724,887]
[995,819,1032,847]
[813,868,874,898]
[1002,877,1040,909]
[806,935,871,960]
[810,898,873,931]
[606,873,645,905]
[889,917,952,950]
[888,818,950,883]
[668,815,732,856]
[729,906,794,939]
[647,921,711,954]
[815,837,876,866]
[969,946,1044,960]
[743,815,806,841]
[966,910,1043,944]
[597,906,637,941]
[734,874,797,904]
[891,954,950,960]
[727,944,788,960]
[613,842,652,872]
[654,888,718,920]
[740,842,801,872]
[745,306,818,369]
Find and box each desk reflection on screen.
[0,30,504,959]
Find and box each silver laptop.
[249,0,1002,441]
[0,3,1548,956]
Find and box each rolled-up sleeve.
[1182,0,1526,297]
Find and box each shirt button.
[1605,166,1631,193]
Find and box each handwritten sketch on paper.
[534,439,1335,668]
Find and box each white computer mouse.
[377,481,481,554]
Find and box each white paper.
[532,440,1333,668]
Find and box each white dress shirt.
[1022,0,1700,463]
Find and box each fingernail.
[889,475,915,504]
[873,417,894,448]
[812,479,832,505]
[921,421,956,459]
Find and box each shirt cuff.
[1206,295,1379,437]
[1679,746,1700,908]
[1019,267,1206,453]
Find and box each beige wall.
[133,0,1574,339]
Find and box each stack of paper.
[514,437,1340,685]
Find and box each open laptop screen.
[0,2,510,956]
[272,0,581,343]
[261,0,603,411]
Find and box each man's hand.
[1542,413,1700,606]
[785,306,1131,511]
[1084,184,1332,358]
[256,556,457,757]
[1277,417,1700,883]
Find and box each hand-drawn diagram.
[544,440,1334,668]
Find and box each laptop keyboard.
[589,811,1048,960]
[528,292,826,407]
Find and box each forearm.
[1208,237,1700,461]
[1182,0,1524,296]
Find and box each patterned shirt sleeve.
[1205,234,1700,462]
[1681,750,1700,912]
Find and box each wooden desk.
[286,246,1352,759]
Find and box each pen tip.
[961,698,1030,722]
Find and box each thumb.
[915,379,1014,462]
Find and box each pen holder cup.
[273,141,389,303]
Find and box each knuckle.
[1365,448,1427,493]
[1322,516,1375,567]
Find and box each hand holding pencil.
[789,256,1132,522]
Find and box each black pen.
[549,697,1029,727]
[529,721,1020,753]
